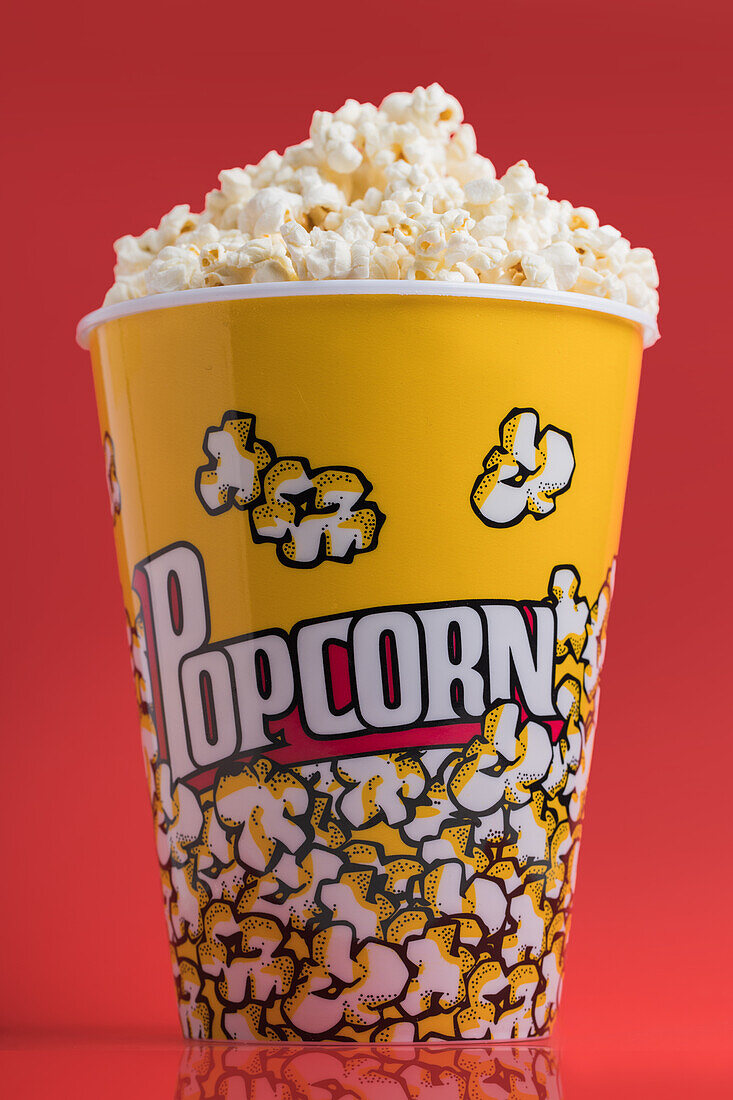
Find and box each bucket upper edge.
[76,280,659,350]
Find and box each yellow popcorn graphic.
[282,925,410,1036]
[549,566,590,660]
[195,412,274,514]
[126,609,152,717]
[251,459,384,567]
[449,703,552,811]
[103,431,121,520]
[195,412,384,566]
[199,906,295,1005]
[471,408,575,527]
[583,560,616,698]
[335,753,428,827]
[215,758,312,878]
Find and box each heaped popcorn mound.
[135,560,614,1043]
[105,84,659,316]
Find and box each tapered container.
[77,282,657,1042]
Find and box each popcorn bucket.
[77,282,657,1043]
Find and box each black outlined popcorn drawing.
[195,412,384,566]
[195,412,275,514]
[251,459,384,567]
[471,409,575,528]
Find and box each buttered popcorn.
[105,84,659,317]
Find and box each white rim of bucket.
[76,280,659,350]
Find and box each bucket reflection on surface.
[175,1042,560,1099]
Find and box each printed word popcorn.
[105,84,659,317]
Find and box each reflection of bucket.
[78,283,656,1042]
[175,1042,561,1099]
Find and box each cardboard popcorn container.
[77,282,658,1043]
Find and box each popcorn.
[401,923,475,1018]
[177,958,212,1040]
[104,85,658,318]
[471,409,575,527]
[126,610,152,716]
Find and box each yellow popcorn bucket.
[77,282,657,1043]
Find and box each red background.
[2,0,732,1093]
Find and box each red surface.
[2,0,732,1091]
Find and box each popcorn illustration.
[195,806,246,903]
[177,959,212,1040]
[320,867,391,940]
[199,905,295,1005]
[401,776,457,844]
[401,923,476,1018]
[140,716,158,806]
[221,1005,271,1043]
[424,862,507,933]
[251,458,384,566]
[508,799,553,862]
[169,861,208,941]
[283,924,410,1035]
[583,561,616,698]
[501,886,548,969]
[103,432,121,519]
[125,609,152,715]
[155,763,204,867]
[547,559,616,706]
[471,409,575,527]
[448,703,553,812]
[215,757,312,878]
[549,566,590,660]
[195,412,275,514]
[457,959,509,1038]
[336,753,428,827]
[545,677,584,796]
[196,413,384,566]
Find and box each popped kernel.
[104,84,658,318]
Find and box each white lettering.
[135,546,208,780]
[227,634,295,750]
[418,606,486,722]
[180,650,239,768]
[297,618,365,737]
[353,611,423,728]
[483,604,555,716]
